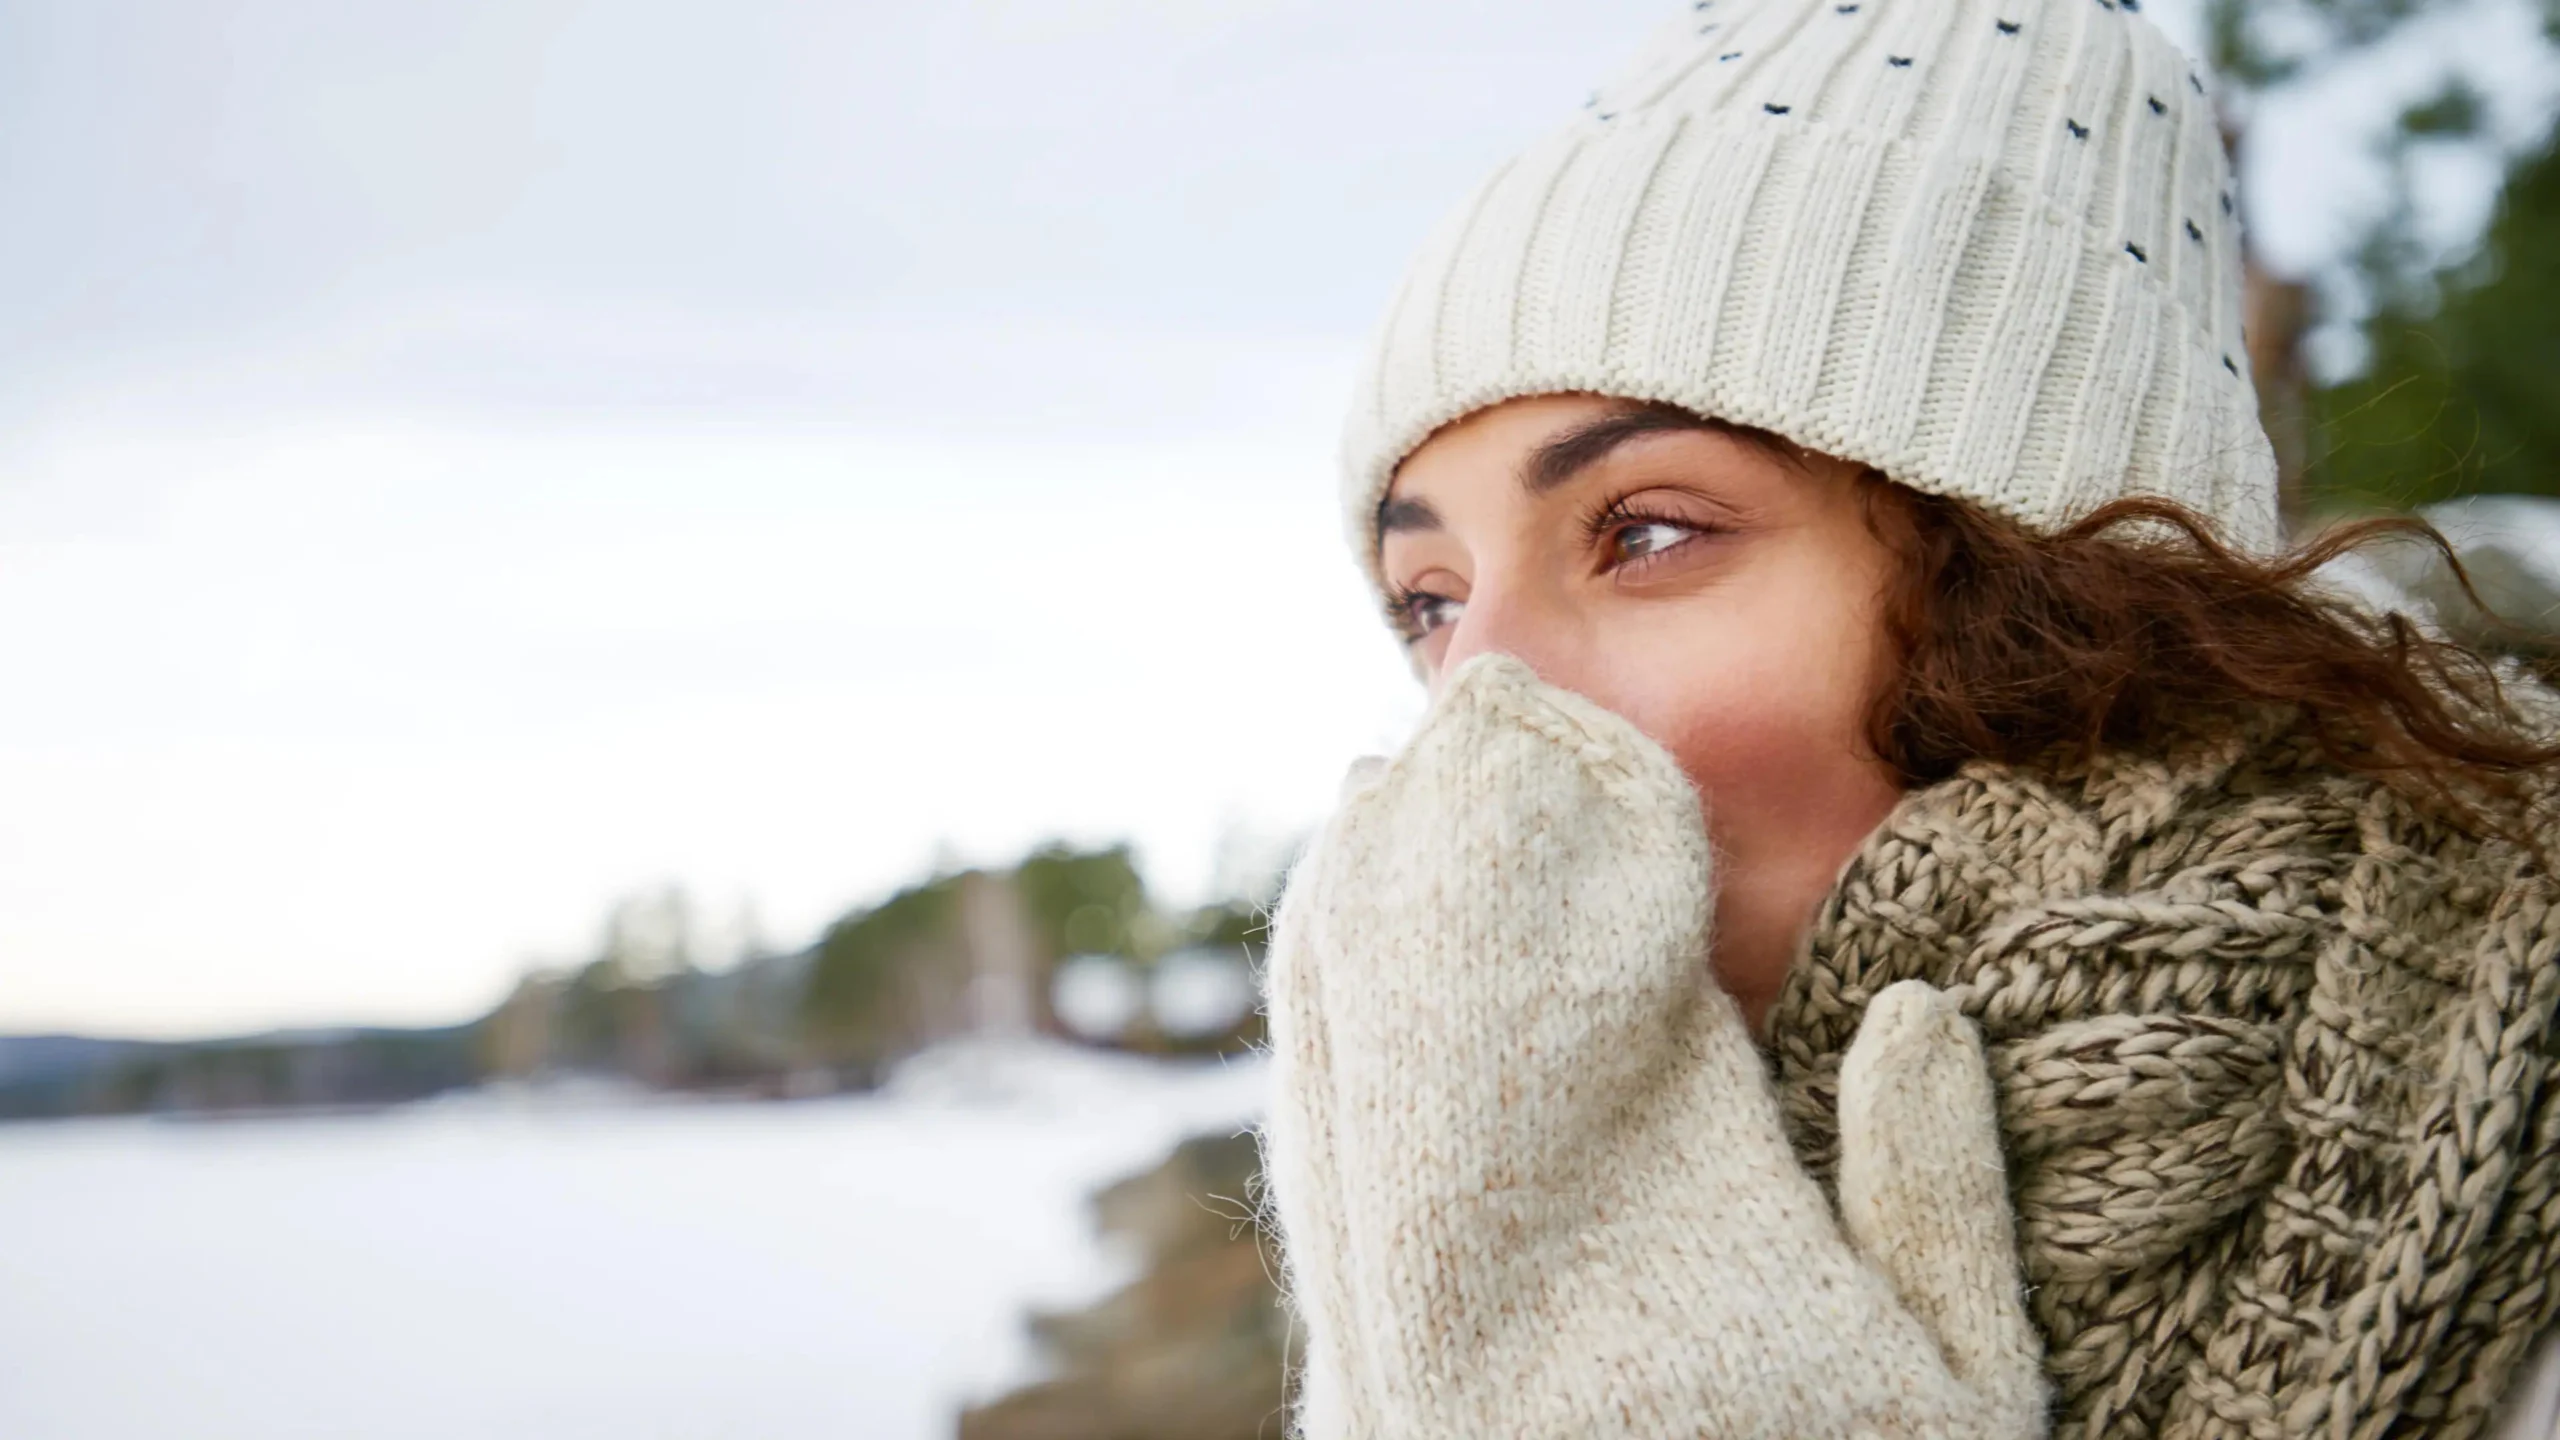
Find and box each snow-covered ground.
[0,1040,1268,1440]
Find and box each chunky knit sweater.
[1765,692,2560,1439]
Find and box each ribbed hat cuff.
[1339,83,2278,606]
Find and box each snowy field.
[0,1042,1268,1440]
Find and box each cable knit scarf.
[1765,697,2560,1440]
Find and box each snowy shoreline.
[0,1039,1268,1440]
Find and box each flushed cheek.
[1673,704,1866,824]
[1608,656,1879,855]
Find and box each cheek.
[1660,663,1871,822]
[1594,598,1889,851]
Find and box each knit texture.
[1257,652,2048,1438]
[1766,686,2560,1439]
[1338,0,2280,605]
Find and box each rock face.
[959,1131,1293,1440]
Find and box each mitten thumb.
[1335,754,1388,803]
[1837,979,2048,1436]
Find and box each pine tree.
[2308,132,2560,509]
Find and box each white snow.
[2311,494,2560,631]
[2426,496,2560,593]
[0,1041,1269,1440]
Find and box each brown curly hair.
[1851,479,2560,856]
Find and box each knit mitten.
[1256,651,2048,1439]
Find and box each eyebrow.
[1374,403,1795,538]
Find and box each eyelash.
[1380,497,1715,645]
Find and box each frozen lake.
[0,1042,1268,1440]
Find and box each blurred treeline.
[0,841,1275,1123]
[2298,107,2560,514]
[2222,0,2560,661]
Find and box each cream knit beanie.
[1339,0,2282,602]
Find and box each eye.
[1583,495,1716,573]
[1612,519,1697,565]
[1383,582,1462,646]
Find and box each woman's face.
[1379,393,1906,1029]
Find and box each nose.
[1429,581,1580,705]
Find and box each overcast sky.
[3,0,2551,1038]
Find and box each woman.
[1252,0,2560,1436]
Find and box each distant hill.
[0,1025,480,1122]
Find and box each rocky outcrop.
[959,1131,1292,1440]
